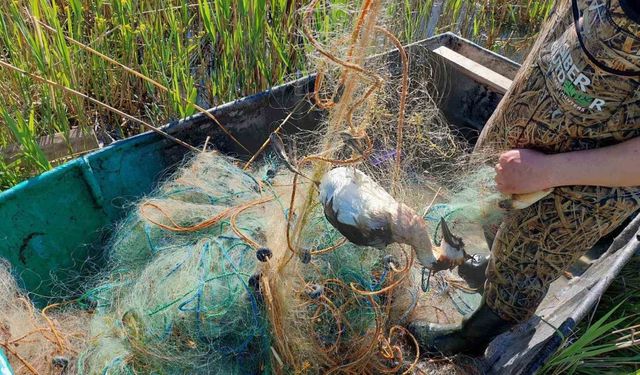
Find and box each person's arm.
[494,137,640,194]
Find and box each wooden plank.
[452,42,521,80]
[1,127,99,163]
[433,45,513,94]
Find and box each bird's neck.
[390,203,438,267]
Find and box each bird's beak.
[422,218,466,274]
[269,133,317,185]
[439,217,455,247]
[269,133,296,171]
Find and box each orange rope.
[140,202,235,232]
[391,325,421,375]
[375,26,409,191]
[303,0,384,133]
[310,238,348,255]
[314,295,344,354]
[350,248,413,296]
[41,303,67,353]
[285,173,300,256]
[325,295,383,374]
[349,273,408,296]
[342,0,373,81]
[229,197,275,249]
[313,65,336,109]
[140,197,271,233]
[303,0,378,79]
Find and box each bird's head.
[339,130,370,156]
[428,218,467,272]
[269,133,318,185]
[439,217,464,252]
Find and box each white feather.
[319,167,397,230]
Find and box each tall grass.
[439,0,553,55]
[0,0,313,189]
[392,0,553,57]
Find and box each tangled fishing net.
[1,1,510,374]
[0,260,90,375]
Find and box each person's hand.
[495,149,556,194]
